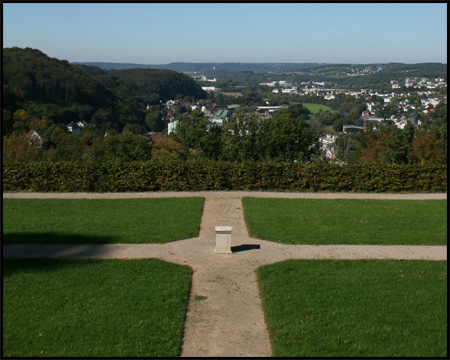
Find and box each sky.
[2,3,448,64]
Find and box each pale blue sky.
[3,3,447,64]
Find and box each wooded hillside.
[3,47,144,133]
[89,68,207,109]
[3,47,207,135]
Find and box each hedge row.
[2,160,447,193]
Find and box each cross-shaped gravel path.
[3,192,447,357]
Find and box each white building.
[394,117,408,129]
[259,81,277,87]
[67,122,82,134]
[281,87,297,93]
[168,120,180,135]
[319,134,337,160]
[28,130,43,147]
[405,78,415,87]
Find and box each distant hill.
[72,61,447,78]
[71,61,325,73]
[82,67,208,108]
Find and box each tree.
[360,132,394,164]
[279,103,311,119]
[388,124,415,164]
[122,123,145,134]
[2,109,14,136]
[335,134,359,164]
[145,110,165,132]
[52,133,85,161]
[91,107,113,126]
[221,111,265,162]
[409,131,447,164]
[174,109,223,160]
[84,132,152,162]
[307,117,327,137]
[332,117,347,132]
[262,112,319,162]
[221,110,320,163]
[3,132,47,162]
[314,109,339,126]
[150,132,191,160]
[358,124,414,164]
[429,103,447,126]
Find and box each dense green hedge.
[3,160,447,192]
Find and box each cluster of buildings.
[404,77,446,89]
[166,99,291,134]
[308,64,385,77]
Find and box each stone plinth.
[215,226,233,253]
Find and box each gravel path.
[3,191,447,357]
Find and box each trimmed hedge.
[2,160,447,193]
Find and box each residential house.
[67,122,82,134]
[209,110,229,127]
[343,125,365,134]
[281,87,297,94]
[256,105,289,114]
[395,117,409,129]
[28,130,43,148]
[202,105,228,116]
[220,92,243,98]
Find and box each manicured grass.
[3,258,192,357]
[3,198,204,244]
[242,198,447,245]
[257,259,447,357]
[303,103,336,114]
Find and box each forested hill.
[3,47,208,135]
[84,67,207,109]
[3,47,144,133]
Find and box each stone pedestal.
[215,226,233,253]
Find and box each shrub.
[3,160,447,193]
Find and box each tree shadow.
[231,244,261,253]
[3,233,120,278]
[3,232,119,245]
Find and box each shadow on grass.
[3,233,119,277]
[231,244,261,253]
[3,232,119,245]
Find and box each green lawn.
[3,258,192,357]
[257,259,447,357]
[303,103,336,114]
[242,198,447,245]
[3,198,204,244]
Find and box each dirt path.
[3,191,447,357]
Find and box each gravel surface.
[3,191,447,357]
